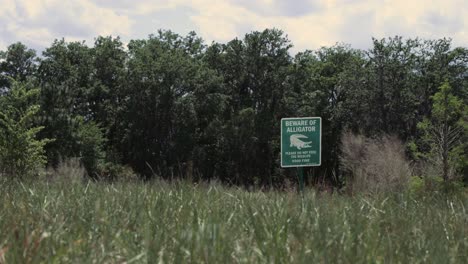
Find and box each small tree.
[417,81,466,182]
[0,80,51,179]
[75,117,105,177]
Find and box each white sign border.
[280,117,322,168]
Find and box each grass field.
[0,179,467,263]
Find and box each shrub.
[97,162,139,182]
[75,117,105,177]
[408,176,424,195]
[340,132,411,194]
[45,157,86,184]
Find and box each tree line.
[0,29,466,187]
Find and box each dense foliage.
[0,29,467,186]
[0,80,50,178]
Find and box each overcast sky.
[1,0,467,53]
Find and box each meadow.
[0,179,467,263]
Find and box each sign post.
[297,167,305,193]
[281,117,321,192]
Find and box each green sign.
[281,117,321,167]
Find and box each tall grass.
[0,179,466,263]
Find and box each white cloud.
[0,0,17,17]
[187,0,354,51]
[187,0,468,52]
[189,1,256,43]
[0,0,466,53]
[0,0,132,51]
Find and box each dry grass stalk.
[341,132,411,194]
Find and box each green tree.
[417,81,466,181]
[414,40,468,119]
[366,37,420,139]
[0,80,51,178]
[204,29,292,186]
[90,36,127,126]
[120,31,215,177]
[0,42,37,91]
[89,36,128,166]
[290,45,366,185]
[37,40,94,165]
[75,117,106,177]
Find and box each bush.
[44,158,139,184]
[44,157,86,184]
[340,132,411,194]
[75,118,105,177]
[408,176,424,195]
[96,162,139,182]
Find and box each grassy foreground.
[0,180,466,263]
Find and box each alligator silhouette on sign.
[290,134,312,150]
